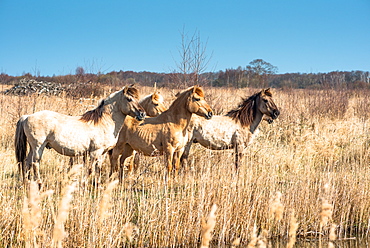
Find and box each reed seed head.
[320,199,333,228]
[286,210,299,248]
[269,191,284,221]
[200,204,217,248]
[123,222,139,242]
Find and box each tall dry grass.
[0,86,370,247]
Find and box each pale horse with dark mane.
[15,86,146,187]
[110,86,213,180]
[65,89,167,169]
[180,88,280,169]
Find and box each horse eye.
[154,103,159,106]
[194,98,200,101]
[263,99,268,103]
[127,97,133,102]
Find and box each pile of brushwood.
[4,78,65,96]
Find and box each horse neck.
[164,96,192,129]
[112,111,127,136]
[139,96,149,108]
[105,97,128,137]
[250,109,264,134]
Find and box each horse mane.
[79,85,139,125]
[170,86,204,109]
[80,100,106,124]
[139,94,150,105]
[226,92,260,127]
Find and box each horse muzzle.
[135,112,146,121]
[271,109,280,119]
[205,111,213,120]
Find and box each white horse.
[15,86,146,187]
[180,88,280,169]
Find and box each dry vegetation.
[0,85,370,247]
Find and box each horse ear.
[192,86,197,93]
[122,86,128,94]
[151,92,159,102]
[264,88,272,96]
[123,84,135,94]
[193,85,204,97]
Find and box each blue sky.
[1,0,369,76]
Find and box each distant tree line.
[211,68,370,89]
[1,59,369,91]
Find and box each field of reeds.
[0,84,369,247]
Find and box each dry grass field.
[0,84,369,247]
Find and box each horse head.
[257,88,280,121]
[149,91,167,116]
[187,86,213,119]
[121,86,146,121]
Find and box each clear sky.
[1,0,369,76]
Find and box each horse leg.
[88,150,106,186]
[119,152,131,171]
[164,145,175,177]
[234,143,245,170]
[68,157,74,172]
[17,155,28,184]
[173,148,185,176]
[125,150,138,172]
[110,144,124,177]
[132,151,140,171]
[118,144,134,182]
[23,152,33,185]
[31,145,45,188]
[66,155,84,173]
[180,139,193,171]
[235,148,240,170]
[18,161,24,183]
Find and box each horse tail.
[15,117,28,164]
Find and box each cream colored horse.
[110,86,213,179]
[181,88,280,169]
[67,90,167,169]
[15,86,146,186]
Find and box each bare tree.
[84,58,109,75]
[173,28,212,87]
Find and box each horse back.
[119,115,187,156]
[192,115,244,150]
[23,110,113,156]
